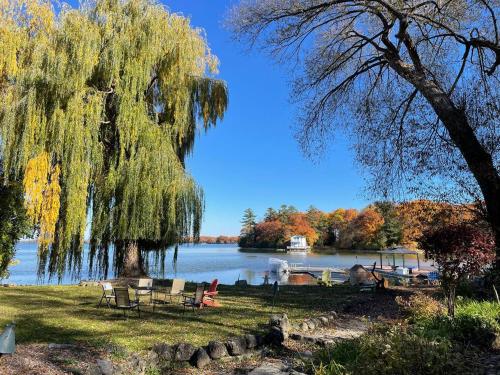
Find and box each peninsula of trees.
[239,201,478,250]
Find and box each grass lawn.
[0,283,363,352]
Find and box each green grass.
[0,283,359,352]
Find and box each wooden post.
[393,254,396,267]
[402,254,405,268]
[379,254,383,269]
[417,253,420,271]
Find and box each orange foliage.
[397,200,478,248]
[351,207,384,246]
[288,213,319,246]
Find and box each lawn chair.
[134,278,153,304]
[114,287,141,318]
[182,284,205,313]
[165,278,185,303]
[98,282,114,308]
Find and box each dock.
[289,264,347,275]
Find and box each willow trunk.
[121,242,147,278]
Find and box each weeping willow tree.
[0,0,228,279]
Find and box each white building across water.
[287,235,311,253]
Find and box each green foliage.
[414,299,500,349]
[0,0,228,279]
[0,182,30,279]
[309,325,458,375]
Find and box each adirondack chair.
[203,279,221,307]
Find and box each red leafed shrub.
[419,224,495,316]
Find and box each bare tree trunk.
[120,241,147,278]
[387,58,500,269]
[446,285,456,317]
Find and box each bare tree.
[228,0,500,268]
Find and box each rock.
[207,341,229,359]
[265,327,285,346]
[299,322,309,331]
[269,314,290,340]
[174,342,196,361]
[191,347,211,368]
[128,353,146,374]
[48,343,78,350]
[491,333,500,350]
[145,351,159,367]
[248,360,306,375]
[306,320,316,330]
[311,318,322,328]
[96,359,114,375]
[319,317,329,325]
[151,342,174,361]
[245,334,258,349]
[226,336,247,356]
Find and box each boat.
[268,258,290,275]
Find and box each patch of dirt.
[0,343,106,375]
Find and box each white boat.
[268,258,289,275]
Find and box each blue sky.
[70,0,371,236]
[166,1,370,235]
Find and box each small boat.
[268,258,289,275]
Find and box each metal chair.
[135,278,153,304]
[114,287,141,318]
[98,282,114,308]
[182,284,205,313]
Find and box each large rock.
[191,347,211,369]
[151,342,174,361]
[264,327,285,346]
[174,342,196,361]
[269,314,290,340]
[96,359,113,375]
[207,341,229,359]
[226,336,247,356]
[128,353,146,374]
[245,334,258,349]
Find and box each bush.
[415,299,500,349]
[396,293,445,321]
[309,325,462,375]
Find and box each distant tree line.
[239,201,479,250]
[198,236,239,244]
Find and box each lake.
[3,242,433,286]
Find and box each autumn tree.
[0,0,228,279]
[229,0,500,268]
[288,212,319,246]
[350,207,385,249]
[420,224,495,316]
[254,220,287,248]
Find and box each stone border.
[93,312,337,373]
[289,311,337,334]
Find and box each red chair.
[203,279,220,307]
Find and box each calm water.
[3,242,432,285]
